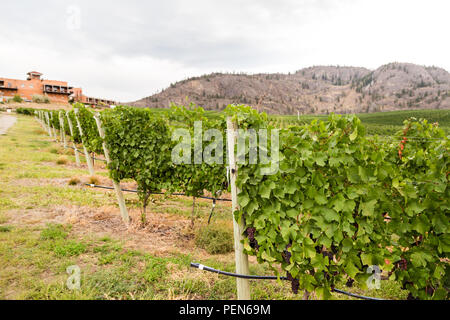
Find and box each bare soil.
[4,204,198,256]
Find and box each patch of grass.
[93,242,122,254]
[40,224,68,240]
[332,277,409,300]
[98,252,118,265]
[2,184,114,208]
[119,250,142,266]
[52,240,87,257]
[0,226,12,232]
[56,156,68,165]
[274,109,450,135]
[171,278,210,297]
[68,177,80,186]
[87,176,101,185]
[12,164,89,179]
[84,269,154,300]
[0,198,17,210]
[0,213,9,224]
[167,253,192,267]
[63,149,74,156]
[92,241,123,265]
[142,256,167,283]
[195,223,234,254]
[49,147,72,156]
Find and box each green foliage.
[168,104,227,197]
[195,223,234,254]
[47,110,61,130]
[11,94,23,103]
[271,109,450,135]
[32,95,50,104]
[0,226,12,233]
[101,104,228,209]
[30,103,449,299]
[66,110,82,143]
[16,107,35,115]
[236,111,449,300]
[73,103,102,153]
[101,106,173,207]
[384,118,449,300]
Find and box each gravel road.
[0,114,17,135]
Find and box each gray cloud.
[1,0,344,67]
[0,0,448,101]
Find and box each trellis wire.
[83,183,232,202]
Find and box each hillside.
[130,63,450,115]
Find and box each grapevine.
[28,104,450,299]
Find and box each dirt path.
[0,115,17,135]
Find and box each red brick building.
[71,87,117,106]
[0,71,72,103]
[0,71,117,106]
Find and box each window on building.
[21,84,25,88]
[29,84,34,88]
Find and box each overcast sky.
[0,0,449,102]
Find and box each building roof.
[27,71,43,75]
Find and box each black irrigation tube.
[331,288,383,301]
[190,262,384,301]
[83,183,232,202]
[191,262,287,280]
[84,183,140,194]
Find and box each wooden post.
[45,112,52,137]
[93,113,130,224]
[66,111,81,166]
[74,108,95,176]
[50,112,58,141]
[59,111,67,149]
[44,112,49,136]
[59,118,64,144]
[38,112,43,129]
[37,111,44,129]
[226,117,251,300]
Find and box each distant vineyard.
[269,109,450,135]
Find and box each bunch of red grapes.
[246,227,259,250]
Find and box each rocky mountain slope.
[129,62,450,115]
